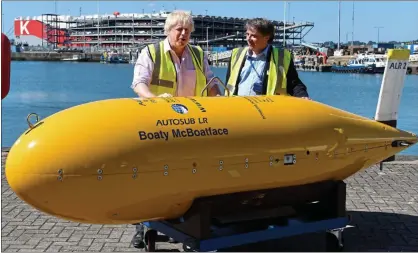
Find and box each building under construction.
[13,10,314,52]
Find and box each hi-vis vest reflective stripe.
[226,46,292,96]
[147,41,208,96]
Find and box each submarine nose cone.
[4,99,144,224]
[4,115,106,223]
[5,131,61,217]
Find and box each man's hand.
[133,83,156,98]
[207,83,222,97]
[158,93,173,98]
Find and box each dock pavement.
[2,148,418,252]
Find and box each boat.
[107,54,129,64]
[331,54,386,74]
[410,54,418,63]
[357,53,386,73]
[61,54,89,62]
[99,51,129,64]
[331,58,369,73]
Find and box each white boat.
[61,54,89,62]
[357,53,386,67]
[347,58,365,68]
[354,54,386,73]
[410,54,418,63]
[331,54,386,74]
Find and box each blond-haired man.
[131,10,220,98]
[131,10,219,248]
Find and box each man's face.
[168,23,191,50]
[246,27,270,53]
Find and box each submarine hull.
[5,95,417,224]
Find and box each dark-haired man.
[225,18,310,98]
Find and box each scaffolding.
[41,13,73,49]
[274,22,315,47]
[191,16,314,49]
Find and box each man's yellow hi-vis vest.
[147,41,208,96]
[226,46,292,96]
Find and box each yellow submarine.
[4,49,417,225]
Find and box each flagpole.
[283,1,286,47]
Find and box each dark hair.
[245,18,275,43]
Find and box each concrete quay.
[11,52,116,63]
[2,148,418,252]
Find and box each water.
[2,61,418,155]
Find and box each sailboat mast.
[352,1,354,47]
[283,1,286,47]
[97,0,100,49]
[338,1,341,51]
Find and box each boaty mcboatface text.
[139,128,229,141]
[138,118,229,141]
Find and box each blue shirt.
[237,45,270,96]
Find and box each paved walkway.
[2,149,418,252]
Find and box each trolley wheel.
[144,229,158,252]
[182,238,198,252]
[325,231,344,252]
[183,244,194,252]
[131,232,146,249]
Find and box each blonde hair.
[164,10,195,35]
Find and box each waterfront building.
[13,10,314,52]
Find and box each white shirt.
[131,38,217,96]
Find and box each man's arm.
[218,54,234,96]
[225,56,232,85]
[202,52,221,96]
[286,57,310,98]
[131,47,158,98]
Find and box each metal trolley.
[139,180,351,252]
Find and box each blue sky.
[2,1,417,43]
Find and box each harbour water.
[2,61,418,155]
